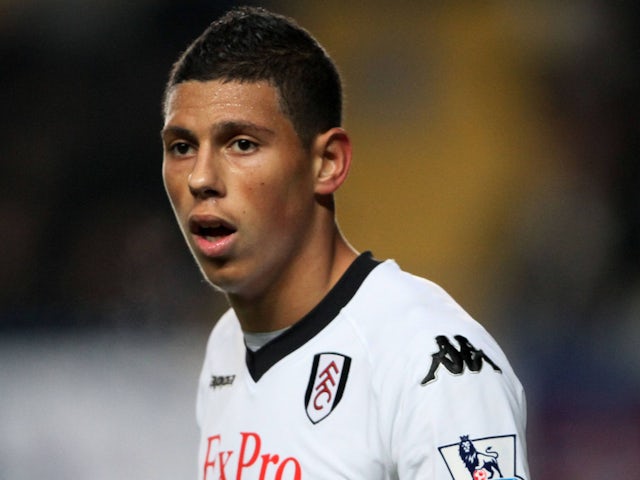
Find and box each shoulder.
[204,308,243,354]
[345,259,519,386]
[347,262,529,473]
[347,259,487,343]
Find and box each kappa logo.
[421,335,502,385]
[304,353,351,424]
[439,434,525,480]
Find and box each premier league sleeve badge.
[438,434,525,480]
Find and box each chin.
[195,273,233,296]
[198,265,230,292]
[197,262,245,296]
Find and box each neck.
[228,230,357,333]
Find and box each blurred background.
[1,0,638,478]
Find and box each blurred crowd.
[497,3,640,474]
[0,0,238,331]
[1,1,638,478]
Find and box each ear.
[313,127,352,195]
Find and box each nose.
[188,151,225,199]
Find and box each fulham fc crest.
[304,353,351,424]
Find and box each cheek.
[265,179,314,228]
[240,181,289,230]
[246,181,279,215]
[162,164,190,215]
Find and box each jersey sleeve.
[195,309,236,430]
[380,308,530,479]
[195,326,215,430]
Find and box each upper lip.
[188,213,237,237]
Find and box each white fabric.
[196,259,530,479]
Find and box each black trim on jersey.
[245,251,380,382]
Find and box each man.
[161,6,529,479]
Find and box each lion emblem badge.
[438,434,525,480]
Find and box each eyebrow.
[160,125,197,144]
[213,120,275,139]
[161,121,276,144]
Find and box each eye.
[229,138,258,154]
[169,142,195,157]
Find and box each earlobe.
[314,128,352,195]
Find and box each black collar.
[245,252,380,382]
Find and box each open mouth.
[200,225,235,241]
[190,219,237,242]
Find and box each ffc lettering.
[421,335,502,385]
[313,361,339,410]
[203,432,302,480]
[305,353,351,424]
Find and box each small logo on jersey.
[421,335,502,386]
[210,374,235,389]
[304,352,351,424]
[439,434,524,480]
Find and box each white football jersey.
[196,253,530,479]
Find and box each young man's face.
[162,80,319,299]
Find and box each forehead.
[163,80,283,125]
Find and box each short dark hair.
[164,6,343,149]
